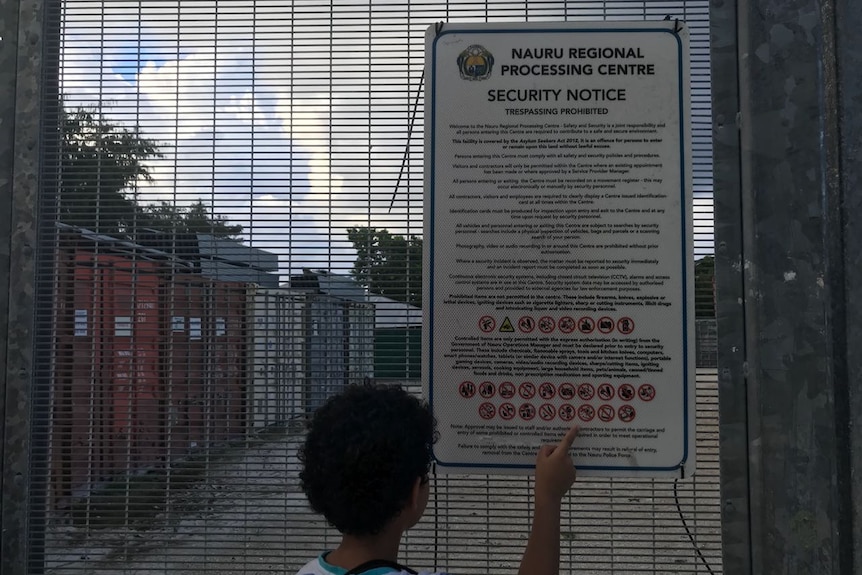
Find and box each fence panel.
[31,0,718,573]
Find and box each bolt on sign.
[423,21,695,478]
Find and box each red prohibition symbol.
[598,404,616,423]
[479,316,496,333]
[479,381,496,399]
[539,403,557,421]
[618,404,637,423]
[638,384,656,402]
[519,403,537,421]
[578,404,596,422]
[577,383,595,401]
[499,381,516,399]
[519,381,536,400]
[559,404,576,422]
[559,383,576,401]
[618,384,636,402]
[479,402,496,420]
[597,316,615,334]
[617,317,635,335]
[558,316,576,334]
[538,316,556,334]
[597,383,615,401]
[538,382,556,400]
[459,381,476,399]
[518,316,536,333]
[499,402,516,420]
[578,316,596,334]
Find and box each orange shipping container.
[104,256,163,472]
[209,281,248,441]
[51,243,256,508]
[164,275,207,456]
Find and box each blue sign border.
[428,26,690,473]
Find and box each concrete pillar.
[712,0,861,572]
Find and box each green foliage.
[345,224,716,317]
[59,105,241,238]
[694,256,715,318]
[347,227,422,307]
[59,107,160,234]
[140,201,243,238]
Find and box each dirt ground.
[44,371,722,575]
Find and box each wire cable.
[389,69,425,214]
[674,478,716,574]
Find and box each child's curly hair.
[298,384,436,536]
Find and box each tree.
[59,107,160,235]
[694,256,715,318]
[59,105,242,238]
[140,200,243,238]
[347,227,422,307]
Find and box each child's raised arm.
[518,424,580,575]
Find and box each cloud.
[59,0,715,276]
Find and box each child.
[297,383,580,575]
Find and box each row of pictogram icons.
[478,402,637,423]
[478,315,635,335]
[459,381,656,402]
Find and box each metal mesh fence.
[29,0,718,573]
[39,370,720,574]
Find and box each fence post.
[834,1,862,571]
[0,0,47,573]
[713,0,861,572]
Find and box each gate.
[6,0,723,573]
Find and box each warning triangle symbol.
[499,317,515,332]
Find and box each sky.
[59,0,714,276]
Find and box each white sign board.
[424,21,694,478]
[74,309,88,337]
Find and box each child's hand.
[534,424,579,505]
